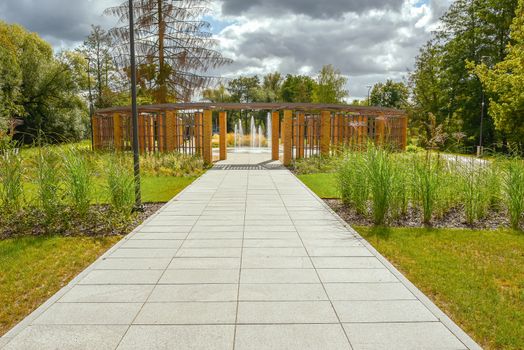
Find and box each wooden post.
[202,110,213,164]
[148,117,155,152]
[157,112,165,152]
[138,114,146,154]
[165,111,175,151]
[219,111,227,160]
[272,111,279,161]
[113,113,122,151]
[375,115,385,145]
[401,115,408,150]
[320,111,331,156]
[92,116,100,150]
[282,110,293,166]
[362,116,368,149]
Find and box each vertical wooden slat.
[202,110,213,164]
[401,115,408,150]
[282,110,293,166]
[138,114,145,154]
[92,116,100,150]
[320,111,331,156]
[148,117,155,152]
[297,112,305,159]
[219,111,227,160]
[113,113,122,151]
[272,111,280,161]
[157,112,165,152]
[375,114,385,145]
[362,116,368,149]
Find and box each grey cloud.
[0,0,119,46]
[221,0,404,18]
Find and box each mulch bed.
[0,202,166,239]
[324,199,511,230]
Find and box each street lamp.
[129,0,142,210]
[366,85,373,106]
[86,57,95,151]
[477,56,489,157]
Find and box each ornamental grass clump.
[106,155,134,215]
[0,148,23,212]
[34,147,62,222]
[366,145,395,226]
[502,158,524,230]
[412,154,441,224]
[63,147,92,217]
[338,151,368,215]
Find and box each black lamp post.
[129,0,142,209]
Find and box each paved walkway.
[2,153,480,350]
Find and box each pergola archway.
[94,103,407,165]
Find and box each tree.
[312,64,348,104]
[281,75,317,103]
[473,0,524,143]
[0,21,88,143]
[370,80,409,109]
[226,76,261,103]
[410,0,519,148]
[106,0,232,103]
[78,25,116,109]
[202,83,230,103]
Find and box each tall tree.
[226,76,260,103]
[370,80,409,109]
[106,0,232,103]
[281,74,317,103]
[312,64,348,104]
[78,25,116,109]
[473,0,524,144]
[411,0,518,148]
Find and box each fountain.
[258,125,263,147]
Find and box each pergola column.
[219,111,227,160]
[320,110,331,156]
[282,110,293,166]
[113,113,122,151]
[202,109,213,164]
[271,111,280,161]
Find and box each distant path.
[1,152,480,350]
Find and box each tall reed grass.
[63,147,92,216]
[503,159,524,230]
[0,149,23,211]
[34,147,62,221]
[106,155,135,215]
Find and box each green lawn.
[357,226,524,350]
[297,173,339,198]
[23,175,197,204]
[0,235,121,336]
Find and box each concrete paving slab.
[1,152,479,350]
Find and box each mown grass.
[297,173,339,198]
[0,235,121,336]
[356,226,524,350]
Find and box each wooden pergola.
[94,103,408,165]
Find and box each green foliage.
[0,21,89,143]
[281,74,317,103]
[472,0,524,143]
[366,146,395,225]
[312,64,348,104]
[410,0,520,149]
[370,79,408,109]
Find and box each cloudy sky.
[0,0,452,99]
